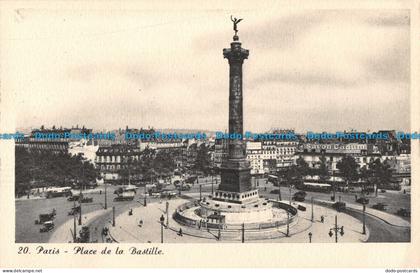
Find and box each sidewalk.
[315,199,410,227]
[107,198,367,243]
[49,208,112,243]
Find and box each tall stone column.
[216,34,257,201]
[224,37,249,160]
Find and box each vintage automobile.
[35,209,56,224]
[78,226,90,243]
[372,203,387,211]
[68,206,81,215]
[297,205,306,211]
[39,221,55,232]
[396,208,411,217]
[160,190,177,199]
[80,197,93,203]
[67,195,80,202]
[292,191,307,202]
[176,184,191,191]
[332,201,346,212]
[356,197,369,205]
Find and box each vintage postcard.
[0,0,419,269]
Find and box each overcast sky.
[7,8,410,132]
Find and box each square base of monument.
[219,165,253,193]
[212,189,259,204]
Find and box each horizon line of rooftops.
[10,125,419,140]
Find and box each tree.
[194,144,210,175]
[336,155,359,187]
[15,147,98,196]
[317,155,330,182]
[368,158,393,196]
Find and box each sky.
[5,8,410,132]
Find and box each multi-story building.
[139,138,184,151]
[95,144,142,184]
[297,143,382,172]
[16,126,92,154]
[246,141,263,175]
[214,138,228,168]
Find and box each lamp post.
[211,156,215,195]
[362,204,366,235]
[361,189,368,235]
[241,223,245,243]
[289,185,292,205]
[112,206,115,227]
[311,197,314,222]
[166,201,169,229]
[160,214,165,243]
[211,173,214,195]
[278,177,282,201]
[144,185,147,207]
[328,215,344,243]
[78,180,82,226]
[308,232,312,243]
[199,184,202,201]
[73,199,77,242]
[286,210,290,237]
[104,183,107,210]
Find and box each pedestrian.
[179,228,183,236]
[355,194,357,201]
[320,215,324,223]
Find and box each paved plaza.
[105,196,368,243]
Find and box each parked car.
[161,191,177,199]
[372,203,387,211]
[332,202,346,212]
[356,197,369,205]
[67,195,80,202]
[396,208,411,217]
[35,209,56,224]
[150,192,161,198]
[80,197,93,203]
[39,221,55,233]
[293,191,307,202]
[176,184,191,191]
[270,189,280,194]
[78,226,90,243]
[297,205,306,211]
[68,206,81,216]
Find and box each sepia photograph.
[0,0,419,270]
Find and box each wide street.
[15,176,411,243]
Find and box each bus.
[296,182,331,193]
[267,175,279,185]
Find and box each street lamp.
[289,185,292,205]
[144,185,147,207]
[104,182,107,210]
[308,232,312,243]
[277,177,282,201]
[328,215,344,243]
[362,203,366,235]
[311,197,314,222]
[160,214,165,243]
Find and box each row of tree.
[15,147,97,196]
[278,155,395,193]
[116,145,212,183]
